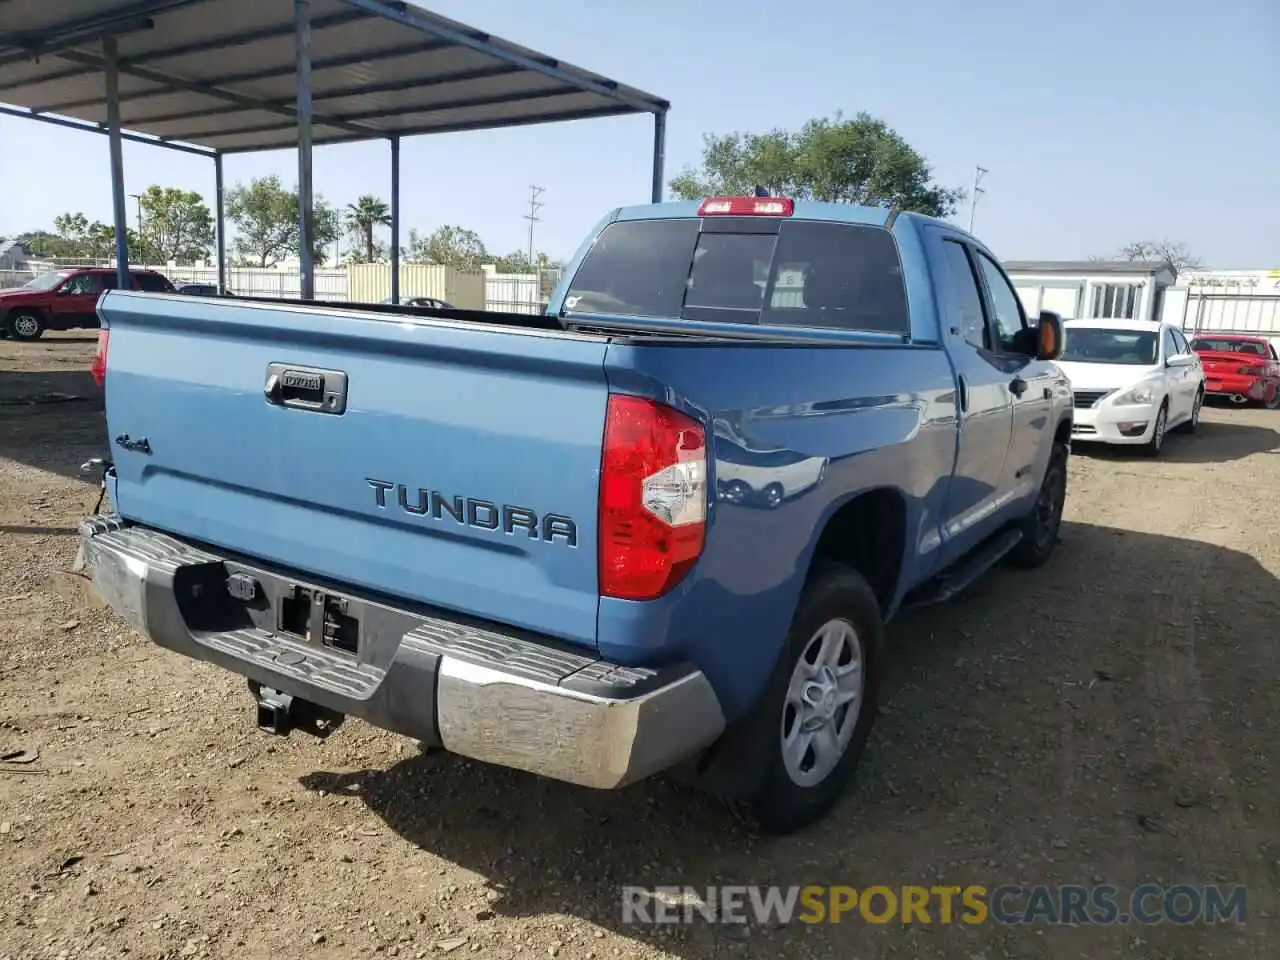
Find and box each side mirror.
[1167,353,1194,368]
[54,286,70,295]
[1035,310,1065,361]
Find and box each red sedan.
[1190,334,1280,408]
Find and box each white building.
[1004,260,1177,324]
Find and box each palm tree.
[344,195,391,263]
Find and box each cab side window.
[940,240,989,350]
[1163,327,1180,362]
[974,252,1027,352]
[1170,328,1191,356]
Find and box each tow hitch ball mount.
[248,681,345,739]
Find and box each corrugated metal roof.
[1005,261,1170,276]
[0,0,667,154]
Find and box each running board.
[905,528,1023,608]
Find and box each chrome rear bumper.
[76,517,725,789]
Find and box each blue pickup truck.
[78,195,1071,834]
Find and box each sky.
[0,0,1277,268]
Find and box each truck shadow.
[298,520,1279,958]
[0,369,106,485]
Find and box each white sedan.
[1057,319,1205,457]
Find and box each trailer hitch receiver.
[249,681,345,739]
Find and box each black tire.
[724,562,882,835]
[1142,401,1168,458]
[1176,388,1204,433]
[9,310,44,341]
[1007,440,1068,570]
[762,483,785,510]
[722,480,751,505]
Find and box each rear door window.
[563,218,909,334]
[133,272,173,292]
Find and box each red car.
[0,267,175,341]
[1190,333,1280,408]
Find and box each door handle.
[957,374,969,412]
[1009,376,1028,398]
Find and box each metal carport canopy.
[0,0,670,299]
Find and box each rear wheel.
[9,310,44,341]
[724,563,881,835]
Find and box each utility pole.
[968,165,988,233]
[523,185,545,269]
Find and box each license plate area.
[278,585,360,655]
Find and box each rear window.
[1191,337,1265,355]
[134,272,174,293]
[563,218,909,334]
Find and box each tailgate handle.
[264,363,348,415]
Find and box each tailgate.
[98,292,609,647]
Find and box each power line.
[523,185,545,267]
[968,165,988,233]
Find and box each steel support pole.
[102,36,130,289]
[295,0,315,300]
[214,151,227,294]
[650,110,667,203]
[390,135,400,304]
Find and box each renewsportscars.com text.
[621,884,1247,926]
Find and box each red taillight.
[697,196,795,217]
[599,395,707,601]
[1240,365,1266,376]
[90,329,109,387]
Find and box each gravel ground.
[1,333,1276,960]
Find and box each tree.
[1117,240,1203,280]
[405,225,487,269]
[21,227,75,259]
[491,250,535,273]
[43,213,119,260]
[137,185,213,263]
[345,195,391,263]
[310,199,341,267]
[225,175,340,267]
[669,112,964,217]
[226,176,294,267]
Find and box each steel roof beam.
[167,85,587,141]
[51,47,383,139]
[215,104,636,154]
[0,102,214,156]
[0,0,211,68]
[123,63,524,126]
[9,7,378,95]
[336,0,666,113]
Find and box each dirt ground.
[1,332,1276,960]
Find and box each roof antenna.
[884,204,901,230]
[753,185,770,197]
